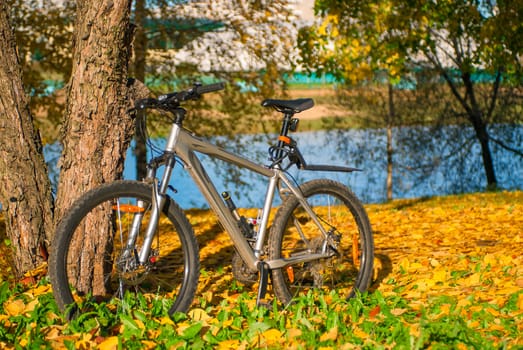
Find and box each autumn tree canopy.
[299,0,523,190]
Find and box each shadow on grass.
[369,253,393,293]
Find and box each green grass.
[0,281,520,349]
[1,191,522,348]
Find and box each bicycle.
[49,82,374,318]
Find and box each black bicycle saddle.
[261,98,314,114]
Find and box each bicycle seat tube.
[252,170,280,257]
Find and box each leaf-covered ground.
[0,190,521,349]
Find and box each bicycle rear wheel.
[268,179,373,304]
[49,181,199,318]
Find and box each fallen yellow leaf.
[140,340,157,350]
[98,336,119,350]
[4,299,25,316]
[319,326,338,342]
[432,269,447,283]
[24,284,51,298]
[189,308,211,323]
[217,339,240,350]
[352,327,368,339]
[159,316,175,326]
[259,329,282,346]
[286,328,302,340]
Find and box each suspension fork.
[122,153,177,265]
[139,154,177,264]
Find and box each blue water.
[42,124,523,209]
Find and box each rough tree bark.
[0,2,54,277]
[56,0,135,220]
[54,0,135,294]
[132,0,148,181]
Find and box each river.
[42,124,523,209]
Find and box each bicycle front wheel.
[268,179,374,305]
[49,181,199,318]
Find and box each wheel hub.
[116,248,158,285]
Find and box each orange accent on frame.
[286,266,295,283]
[278,135,291,144]
[112,204,145,213]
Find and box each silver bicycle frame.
[139,122,334,271]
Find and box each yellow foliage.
[4,299,25,316]
[319,326,338,342]
[188,308,212,324]
[140,340,158,350]
[1,191,522,348]
[255,328,282,347]
[98,336,119,350]
[217,339,241,350]
[369,191,523,310]
[158,316,175,326]
[352,327,368,339]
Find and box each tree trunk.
[132,0,148,181]
[462,73,498,190]
[0,3,54,277]
[386,83,395,201]
[472,116,497,190]
[55,0,134,294]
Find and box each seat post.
[273,112,294,164]
[279,112,294,137]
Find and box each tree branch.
[490,136,523,157]
[486,69,502,121]
[424,47,470,114]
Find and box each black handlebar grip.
[195,82,225,95]
[158,92,176,102]
[135,98,158,109]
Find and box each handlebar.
[135,82,225,111]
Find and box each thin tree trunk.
[386,83,395,201]
[55,0,134,294]
[0,2,54,277]
[473,118,497,190]
[462,73,497,189]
